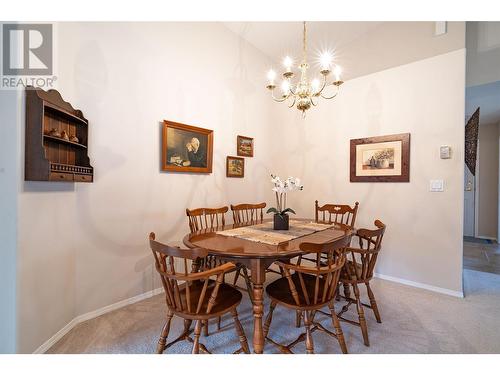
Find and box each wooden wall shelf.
[25,86,94,182]
[43,135,88,149]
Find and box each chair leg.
[310,310,317,322]
[366,282,382,323]
[203,320,209,337]
[241,267,254,305]
[335,283,341,301]
[156,310,174,354]
[304,311,314,354]
[353,283,369,346]
[184,319,192,333]
[263,301,277,338]
[343,282,351,300]
[217,316,222,330]
[192,320,202,354]
[233,267,241,286]
[295,310,302,328]
[328,301,348,354]
[231,309,250,354]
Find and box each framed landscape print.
[226,156,244,178]
[162,120,213,173]
[237,135,254,157]
[350,133,410,182]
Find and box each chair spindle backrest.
[344,220,386,281]
[149,232,232,316]
[276,234,352,307]
[230,202,266,225]
[315,200,359,228]
[186,206,228,233]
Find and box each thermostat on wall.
[440,145,451,159]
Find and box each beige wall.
[16,22,275,353]
[273,49,466,294]
[477,123,499,239]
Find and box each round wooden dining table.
[183,218,352,354]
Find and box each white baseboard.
[33,287,164,354]
[373,273,464,298]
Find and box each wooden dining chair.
[230,202,266,225]
[229,202,266,294]
[263,234,352,354]
[335,220,386,347]
[315,200,359,228]
[186,206,230,335]
[186,206,228,233]
[149,232,250,354]
[294,200,359,331]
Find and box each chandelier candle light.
[266,21,344,117]
[267,174,304,230]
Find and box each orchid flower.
[267,173,304,217]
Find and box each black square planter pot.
[273,214,289,230]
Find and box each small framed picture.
[350,133,410,182]
[226,156,245,178]
[162,120,213,173]
[237,135,254,157]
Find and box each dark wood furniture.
[186,206,230,334]
[183,219,352,353]
[335,220,386,346]
[230,202,267,298]
[186,206,228,236]
[315,200,359,227]
[263,234,352,354]
[231,202,266,225]
[25,86,93,182]
[149,233,249,354]
[295,200,359,329]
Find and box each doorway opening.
[463,22,500,275]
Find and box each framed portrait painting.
[237,135,254,157]
[350,133,410,182]
[226,156,244,178]
[162,120,213,173]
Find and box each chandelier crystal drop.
[266,21,344,117]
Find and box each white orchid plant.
[267,174,304,217]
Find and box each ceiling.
[223,21,383,64]
[223,22,466,83]
[466,81,500,125]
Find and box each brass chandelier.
[266,21,343,117]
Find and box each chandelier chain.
[302,21,307,64]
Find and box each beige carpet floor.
[47,269,500,354]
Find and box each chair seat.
[266,273,327,310]
[176,280,242,319]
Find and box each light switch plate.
[430,179,444,192]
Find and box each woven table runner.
[217,220,335,245]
